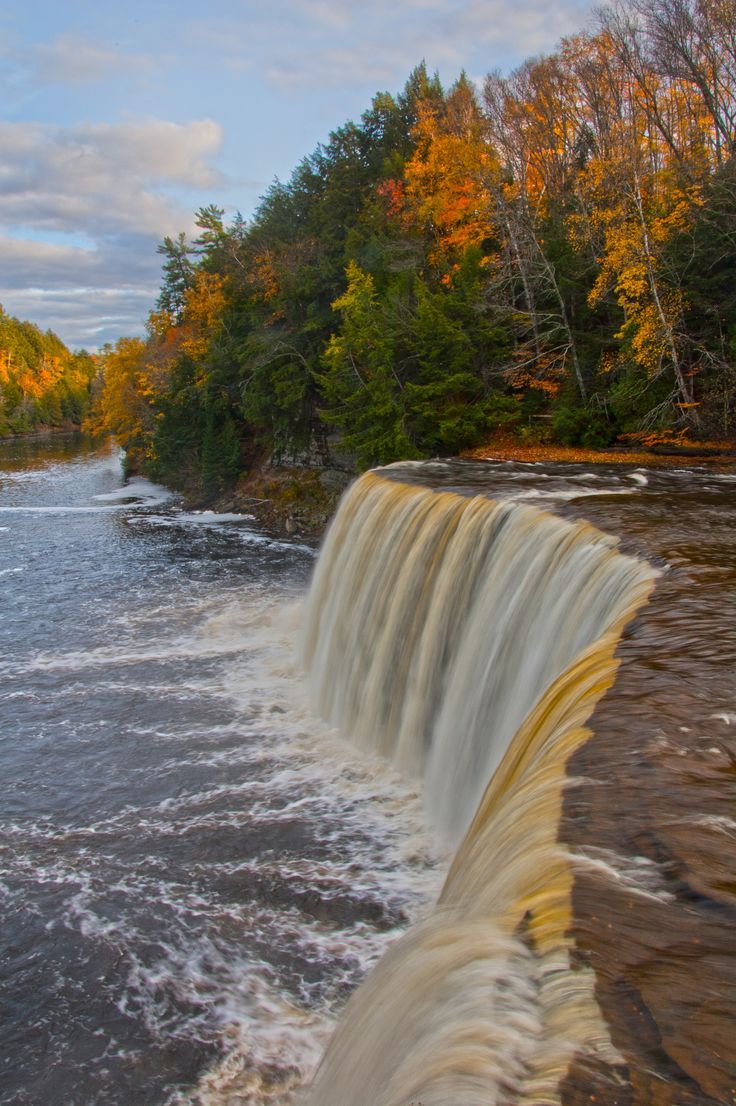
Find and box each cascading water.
[5,438,734,1105]
[300,471,656,1105]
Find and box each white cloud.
[0,284,157,349]
[0,236,158,289]
[82,119,224,187]
[0,118,228,348]
[446,0,592,57]
[256,0,592,91]
[293,0,354,29]
[266,44,413,89]
[0,119,224,238]
[0,234,162,347]
[34,33,152,86]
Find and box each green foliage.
[551,401,612,447]
[202,403,241,496]
[92,40,736,492]
[401,279,487,455]
[665,162,736,434]
[193,205,227,262]
[239,329,315,456]
[605,360,676,433]
[318,263,416,468]
[147,355,204,487]
[156,233,194,321]
[485,392,524,430]
[318,255,511,465]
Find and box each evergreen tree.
[156,233,194,322]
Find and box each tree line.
[94,0,736,493]
[0,307,95,436]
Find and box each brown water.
[560,478,736,1106]
[302,461,736,1106]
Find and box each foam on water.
[496,486,634,503]
[1,439,443,1105]
[125,513,317,555]
[92,477,174,505]
[570,846,674,902]
[2,566,441,1103]
[0,503,125,513]
[173,510,257,524]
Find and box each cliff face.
[206,462,352,538]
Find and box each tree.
[156,233,194,322]
[319,261,414,467]
[403,75,497,268]
[90,338,154,467]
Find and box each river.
[2,434,735,1105]
[0,436,439,1105]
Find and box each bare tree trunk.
[631,171,695,413]
[530,232,587,400]
[502,211,542,358]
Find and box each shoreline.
[143,434,736,540]
[0,423,84,443]
[463,434,736,469]
[184,462,352,540]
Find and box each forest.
[93,0,736,495]
[0,307,95,436]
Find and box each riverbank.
[189,462,352,539]
[464,432,736,468]
[153,431,736,540]
[0,421,83,443]
[220,434,735,537]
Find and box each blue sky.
[0,0,594,349]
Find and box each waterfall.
[300,471,656,1105]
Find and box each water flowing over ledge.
[299,471,657,1105]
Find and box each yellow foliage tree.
[403,76,498,266]
[179,271,228,364]
[91,338,155,465]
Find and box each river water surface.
[2,436,735,1105]
[0,436,440,1105]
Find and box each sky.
[0,0,594,351]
